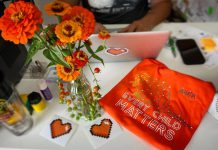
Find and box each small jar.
[38,79,53,101]
[28,92,46,112]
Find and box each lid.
[38,79,47,90]
[28,92,42,104]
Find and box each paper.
[40,115,78,147]
[208,93,218,120]
[82,113,123,149]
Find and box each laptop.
[86,31,171,63]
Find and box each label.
[40,87,53,100]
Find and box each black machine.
[0,1,28,86]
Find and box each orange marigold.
[56,64,80,81]
[98,29,110,40]
[62,6,95,40]
[44,0,71,16]
[0,1,43,44]
[73,50,89,68]
[55,20,82,43]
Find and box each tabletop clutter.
[0,1,218,150]
[0,39,218,149]
[1,58,218,149]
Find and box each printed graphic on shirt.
[88,0,140,14]
[88,0,114,9]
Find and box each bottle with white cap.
[38,79,52,101]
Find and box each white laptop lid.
[85,31,171,62]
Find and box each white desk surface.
[1,23,218,150]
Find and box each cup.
[0,88,33,136]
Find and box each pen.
[35,60,43,72]
[168,38,176,57]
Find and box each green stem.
[87,63,100,87]
[35,31,70,68]
[77,40,81,50]
[35,32,51,50]
[102,40,106,49]
[67,43,73,55]
[57,16,62,23]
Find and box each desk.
[0,23,218,150]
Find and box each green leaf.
[95,45,104,53]
[44,25,54,33]
[36,40,45,50]
[84,43,104,65]
[43,49,71,68]
[46,62,55,68]
[61,49,71,57]
[25,38,44,65]
[51,48,71,67]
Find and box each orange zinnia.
[98,29,110,40]
[44,0,71,16]
[55,20,82,43]
[62,6,95,40]
[56,64,80,81]
[55,39,66,46]
[0,1,43,44]
[73,50,88,68]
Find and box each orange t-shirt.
[99,59,215,150]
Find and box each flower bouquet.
[0,0,110,121]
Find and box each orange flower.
[84,39,92,46]
[55,20,82,43]
[65,55,75,67]
[73,50,88,68]
[55,39,66,46]
[0,1,43,44]
[62,6,95,40]
[56,55,81,81]
[98,29,110,40]
[56,64,80,81]
[44,0,71,16]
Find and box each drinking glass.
[0,88,33,136]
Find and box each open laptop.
[86,31,170,62]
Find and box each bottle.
[38,79,52,101]
[28,92,46,112]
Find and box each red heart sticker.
[106,48,128,56]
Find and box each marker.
[168,38,176,57]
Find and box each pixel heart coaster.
[50,119,72,138]
[83,115,123,149]
[90,119,112,138]
[40,115,78,147]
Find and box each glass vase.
[67,72,101,121]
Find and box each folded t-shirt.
[99,59,215,150]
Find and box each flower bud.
[94,67,100,73]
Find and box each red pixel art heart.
[106,48,128,56]
[90,119,113,138]
[50,119,72,138]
